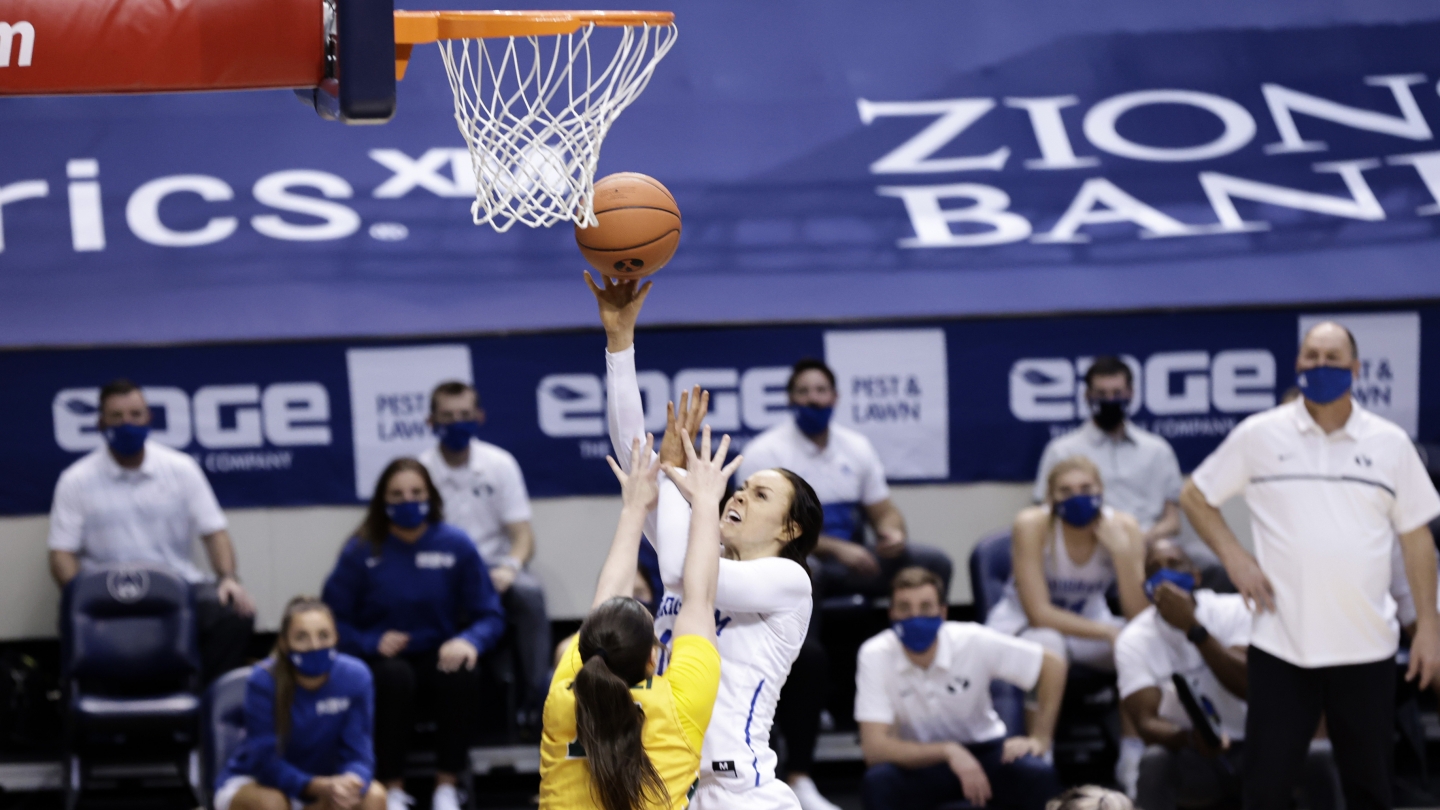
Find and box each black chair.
[968,531,1026,736]
[201,667,253,810]
[61,565,203,810]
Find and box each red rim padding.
[0,0,325,96]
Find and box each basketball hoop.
[0,2,675,232]
[394,11,677,232]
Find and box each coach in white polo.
[419,380,550,732]
[48,378,256,685]
[1181,321,1440,810]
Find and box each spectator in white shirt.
[1182,321,1440,810]
[1117,538,1340,810]
[418,381,549,733]
[740,359,952,598]
[1033,356,1183,544]
[47,379,256,685]
[740,358,953,810]
[856,567,1065,810]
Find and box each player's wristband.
[1186,624,1210,645]
[499,556,524,572]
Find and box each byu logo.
[106,569,151,603]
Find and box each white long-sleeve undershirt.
[605,347,811,614]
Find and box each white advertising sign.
[823,328,949,479]
[346,345,473,499]
[1297,312,1419,437]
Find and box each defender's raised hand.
[663,426,741,507]
[659,385,709,469]
[607,434,661,513]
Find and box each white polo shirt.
[1115,591,1252,741]
[1192,398,1440,667]
[419,439,532,566]
[854,621,1045,744]
[47,441,227,584]
[1034,420,1182,531]
[738,418,890,540]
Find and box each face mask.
[1296,366,1352,405]
[289,647,337,678]
[434,420,480,452]
[1144,568,1196,601]
[1054,493,1102,528]
[386,500,430,529]
[793,405,834,437]
[103,423,150,456]
[1090,398,1130,432]
[892,615,944,654]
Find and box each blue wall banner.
[2,1,1440,347]
[6,304,1432,516]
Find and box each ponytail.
[773,468,822,574]
[574,597,668,810]
[272,596,334,753]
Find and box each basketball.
[574,172,682,279]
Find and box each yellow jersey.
[540,634,720,810]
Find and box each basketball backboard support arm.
[0,0,395,124]
[296,0,398,123]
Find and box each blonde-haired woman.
[985,456,1146,793]
[1046,785,1133,810]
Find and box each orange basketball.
[575,172,681,279]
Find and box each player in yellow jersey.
[541,429,738,810]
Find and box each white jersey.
[986,511,1118,635]
[607,347,811,801]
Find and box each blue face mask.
[1296,366,1352,405]
[793,405,834,437]
[1144,568,1197,601]
[386,500,430,530]
[434,420,481,452]
[289,647,337,678]
[1054,493,1102,528]
[103,423,150,456]
[892,615,944,654]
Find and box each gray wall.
[0,482,1251,640]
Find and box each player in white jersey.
[588,274,823,810]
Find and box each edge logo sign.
[52,383,333,474]
[1009,350,1277,439]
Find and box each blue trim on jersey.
[744,679,765,787]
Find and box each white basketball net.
[438,22,678,232]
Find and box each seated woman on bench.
[216,596,385,810]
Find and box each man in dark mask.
[1032,356,1184,545]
